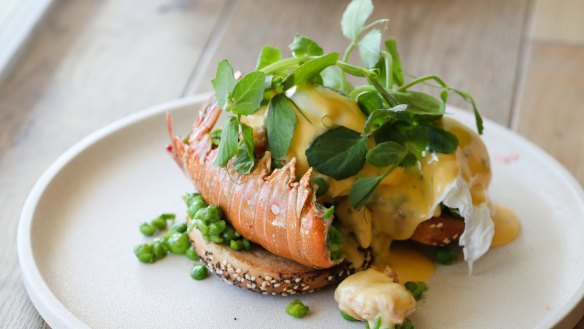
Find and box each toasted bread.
[188,227,371,295]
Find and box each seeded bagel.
[410,216,465,246]
[188,226,371,296]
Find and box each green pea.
[242,238,251,251]
[230,239,242,251]
[340,310,358,321]
[435,245,457,265]
[396,319,415,329]
[285,299,309,318]
[208,220,226,236]
[167,233,190,255]
[194,219,209,234]
[221,226,237,242]
[188,198,207,218]
[194,206,221,223]
[186,246,199,260]
[134,243,154,263]
[152,239,168,260]
[172,222,188,233]
[151,217,167,230]
[190,264,208,280]
[139,223,156,236]
[405,281,428,300]
[210,235,224,244]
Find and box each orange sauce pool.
[490,205,521,248]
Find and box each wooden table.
[1,0,583,327]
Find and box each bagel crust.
[410,216,465,246]
[188,227,371,295]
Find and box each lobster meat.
[167,99,336,269]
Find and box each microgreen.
[214,116,239,167]
[227,71,266,115]
[265,94,298,160]
[289,35,324,57]
[212,60,236,109]
[305,126,368,180]
[358,28,382,68]
[341,0,374,41]
[256,46,282,71]
[283,53,339,90]
[366,142,407,167]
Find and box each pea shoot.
[285,299,309,318]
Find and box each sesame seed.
[236,268,242,273]
[284,279,291,284]
[250,276,256,281]
[265,276,272,281]
[272,293,276,296]
[302,286,310,291]
[453,234,459,239]
[436,222,444,228]
[430,224,437,229]
[246,284,252,289]
[295,278,301,283]
[327,276,333,281]
[271,280,277,284]
[245,274,251,280]
[274,283,281,288]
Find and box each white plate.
[18,95,584,329]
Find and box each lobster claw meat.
[166,100,336,269]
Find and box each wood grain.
[190,0,530,126]
[0,0,227,326]
[529,0,584,45]
[513,42,584,185]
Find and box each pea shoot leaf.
[423,124,459,153]
[228,71,266,115]
[358,28,381,68]
[389,91,444,116]
[349,175,383,209]
[212,60,236,109]
[214,116,239,167]
[289,35,323,57]
[240,123,255,160]
[233,147,254,174]
[341,0,374,40]
[283,53,339,90]
[385,38,403,86]
[366,142,407,167]
[321,66,353,94]
[256,46,282,71]
[363,105,408,133]
[357,91,383,115]
[265,94,297,160]
[305,126,367,180]
[337,61,369,77]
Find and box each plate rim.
[17,94,584,329]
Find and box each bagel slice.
[188,225,372,296]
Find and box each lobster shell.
[167,100,336,269]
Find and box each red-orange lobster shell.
[166,99,336,269]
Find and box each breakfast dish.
[17,0,584,328]
[164,0,520,327]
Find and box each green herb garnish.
[209,0,484,211]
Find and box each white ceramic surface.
[18,95,584,329]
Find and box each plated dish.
[18,96,584,328]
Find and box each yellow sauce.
[243,85,494,270]
[490,205,520,247]
[387,243,435,283]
